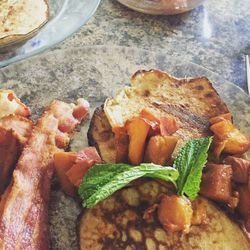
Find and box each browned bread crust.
[88,106,116,163]
[88,70,229,162]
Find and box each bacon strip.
[0,115,33,144]
[0,127,21,195]
[0,90,31,119]
[0,115,33,196]
[0,99,89,250]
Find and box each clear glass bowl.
[0,0,100,67]
[117,0,204,15]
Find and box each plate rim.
[2,44,249,100]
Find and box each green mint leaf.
[140,163,178,185]
[78,164,131,202]
[174,136,212,200]
[78,163,178,208]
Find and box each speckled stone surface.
[50,0,250,92]
[1,0,250,91]
[0,46,249,249]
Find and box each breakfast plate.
[0,0,100,67]
[0,46,249,249]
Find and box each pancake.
[0,0,49,46]
[78,180,250,250]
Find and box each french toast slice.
[88,70,229,162]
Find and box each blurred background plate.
[0,0,100,67]
[0,46,249,249]
[117,0,204,15]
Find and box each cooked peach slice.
[113,126,129,163]
[209,113,232,125]
[126,117,150,165]
[66,147,102,188]
[210,120,250,156]
[55,147,102,194]
[191,198,208,225]
[0,127,21,195]
[54,152,77,196]
[144,135,178,165]
[158,195,193,233]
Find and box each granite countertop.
[0,2,250,249]
[53,0,249,92]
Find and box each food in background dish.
[0,0,49,47]
[117,0,204,15]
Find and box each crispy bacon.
[0,99,89,249]
[0,115,33,196]
[77,147,102,163]
[0,91,32,196]
[0,128,20,195]
[0,115,33,144]
[0,90,30,119]
[50,98,89,133]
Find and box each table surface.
[3,0,250,93]
[52,0,249,93]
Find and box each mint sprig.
[78,163,178,208]
[174,137,212,200]
[78,137,212,208]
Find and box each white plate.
[0,46,249,249]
